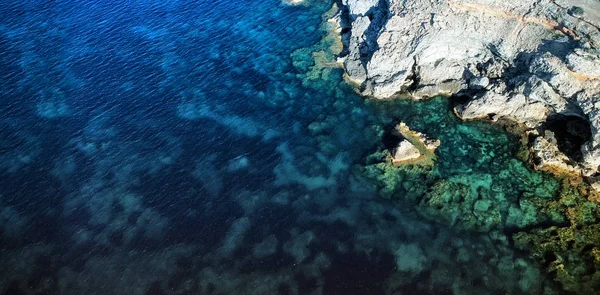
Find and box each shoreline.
[312,0,600,293]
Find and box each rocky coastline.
[325,0,600,293]
[335,0,600,190]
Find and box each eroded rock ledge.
[336,0,600,188]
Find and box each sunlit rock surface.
[390,122,439,166]
[392,140,421,164]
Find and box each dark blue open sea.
[0,0,565,294]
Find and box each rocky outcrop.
[337,0,600,188]
[390,122,440,166]
[392,140,422,164]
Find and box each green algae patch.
[290,2,344,89]
[511,179,600,294]
[514,223,600,295]
[364,162,434,200]
[362,96,600,293]
[363,97,564,231]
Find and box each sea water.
[0,0,569,294]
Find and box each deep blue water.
[0,0,553,294]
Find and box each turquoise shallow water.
[0,0,589,294]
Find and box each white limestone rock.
[392,140,421,164]
[344,16,371,85]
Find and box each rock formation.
[390,122,440,166]
[336,0,600,188]
[392,140,422,164]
